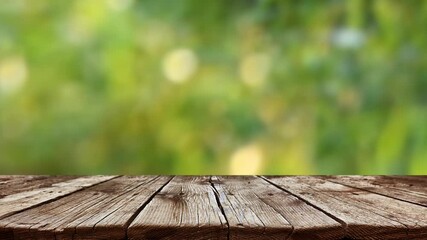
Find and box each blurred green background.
[0,0,426,175]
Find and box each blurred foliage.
[0,0,426,175]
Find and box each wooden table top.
[0,176,426,240]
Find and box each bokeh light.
[0,56,27,95]
[239,53,271,87]
[162,48,198,83]
[230,144,264,175]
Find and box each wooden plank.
[128,176,228,240]
[265,176,423,240]
[212,176,345,240]
[212,176,292,239]
[304,177,427,239]
[72,176,171,240]
[0,176,170,240]
[328,176,427,194]
[324,176,427,207]
[0,176,76,199]
[0,175,116,220]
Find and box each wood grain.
[0,175,427,240]
[324,175,427,207]
[72,176,171,240]
[265,176,427,240]
[128,176,228,240]
[0,175,116,220]
[0,176,75,199]
[211,176,345,240]
[0,176,169,240]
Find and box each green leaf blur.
[0,0,426,175]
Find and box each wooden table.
[0,176,426,240]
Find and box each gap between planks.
[259,176,349,234]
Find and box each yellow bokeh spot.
[162,48,198,83]
[239,53,271,87]
[230,144,263,175]
[0,56,27,95]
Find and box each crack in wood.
[209,176,230,240]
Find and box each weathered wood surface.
[128,177,228,240]
[0,176,426,239]
[0,176,117,220]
